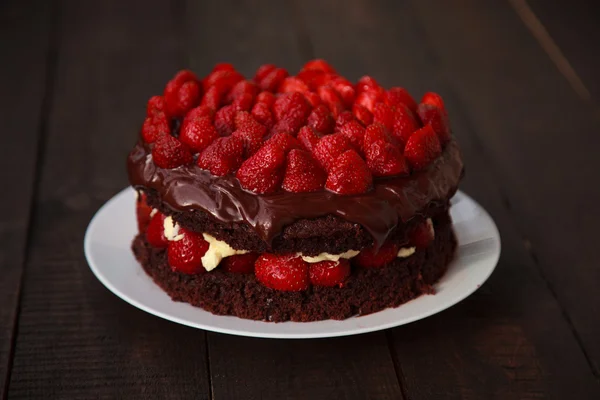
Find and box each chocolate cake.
[127,60,464,322]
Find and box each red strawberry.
[338,120,366,152]
[329,76,356,107]
[214,105,237,136]
[297,126,321,152]
[309,259,351,287]
[167,229,210,274]
[278,77,310,94]
[307,104,335,134]
[184,105,214,122]
[386,87,417,114]
[210,62,235,73]
[417,103,451,144]
[146,95,166,116]
[318,86,344,117]
[136,192,153,233]
[372,102,395,131]
[325,150,373,195]
[404,125,442,171]
[152,134,193,169]
[203,69,243,92]
[164,70,201,117]
[226,80,259,104]
[233,112,267,156]
[365,140,409,177]
[265,132,302,153]
[282,149,326,193]
[236,142,286,193]
[354,242,399,268]
[200,84,226,111]
[253,64,276,83]
[355,89,383,113]
[270,92,311,135]
[232,92,255,111]
[296,69,333,90]
[302,59,337,74]
[179,116,219,153]
[391,104,420,147]
[256,91,276,108]
[409,219,434,249]
[352,103,373,127]
[364,123,399,149]
[198,134,244,176]
[251,102,275,129]
[141,112,170,143]
[312,133,355,172]
[254,254,310,291]
[421,92,446,114]
[303,91,322,108]
[356,75,381,94]
[336,111,355,129]
[146,212,168,248]
[220,253,259,274]
[259,67,289,92]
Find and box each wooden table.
[2,0,599,398]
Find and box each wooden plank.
[297,0,600,398]
[0,0,53,396]
[7,1,211,398]
[183,1,404,399]
[410,0,600,377]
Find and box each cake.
[127,60,464,322]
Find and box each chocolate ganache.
[128,140,463,247]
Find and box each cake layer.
[131,210,456,322]
[128,140,463,248]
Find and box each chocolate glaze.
[127,140,463,246]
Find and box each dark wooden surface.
[1,0,599,398]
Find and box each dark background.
[2,0,600,398]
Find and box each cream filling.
[149,208,158,217]
[163,216,184,241]
[299,249,360,264]
[201,233,249,271]
[397,247,416,258]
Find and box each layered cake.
[128,60,464,322]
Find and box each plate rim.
[84,187,501,339]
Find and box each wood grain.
[0,0,53,396]
[6,1,210,398]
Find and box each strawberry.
[352,103,373,127]
[198,134,244,176]
[200,84,226,111]
[329,76,356,107]
[233,111,267,156]
[184,105,214,122]
[318,85,344,117]
[409,219,435,249]
[146,212,168,248]
[307,104,335,135]
[303,91,322,108]
[236,142,286,193]
[325,150,373,195]
[312,133,355,172]
[282,149,326,193]
[385,87,417,114]
[214,105,237,136]
[278,77,310,94]
[404,125,442,171]
[355,89,384,113]
[254,254,310,291]
[226,80,259,104]
[417,103,451,144]
[136,192,153,233]
[364,123,391,149]
[256,91,276,108]
[164,70,201,117]
[221,253,259,274]
[421,92,446,114]
[372,102,395,131]
[253,64,276,83]
[297,126,321,152]
[210,62,235,73]
[309,259,351,287]
[167,228,210,274]
[251,102,275,129]
[141,112,170,144]
[365,140,409,177]
[152,134,193,169]
[356,75,381,94]
[265,132,303,153]
[354,242,399,268]
[203,69,243,93]
[232,92,255,111]
[179,116,219,153]
[258,67,289,92]
[391,104,420,147]
[302,59,337,74]
[338,120,366,153]
[146,95,166,116]
[270,92,311,135]
[296,69,333,90]
[336,111,355,129]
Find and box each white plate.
[84,188,500,339]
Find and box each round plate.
[84,188,500,339]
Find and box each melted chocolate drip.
[127,141,463,246]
